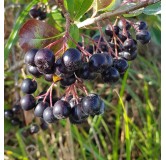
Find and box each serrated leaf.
[143,1,161,15]
[68,24,79,48]
[19,19,59,52]
[65,0,93,20]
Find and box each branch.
[77,0,161,28]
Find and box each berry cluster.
[4,104,22,126]
[20,18,151,125]
[29,5,47,20]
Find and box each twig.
[77,0,161,28]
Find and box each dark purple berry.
[102,67,120,83]
[27,65,42,78]
[21,78,37,94]
[4,110,13,119]
[40,120,48,130]
[53,100,71,119]
[113,58,129,74]
[12,105,21,114]
[34,49,55,69]
[29,7,40,19]
[123,39,137,52]
[60,74,76,87]
[29,124,40,134]
[89,53,108,72]
[24,49,38,66]
[38,11,47,20]
[11,118,21,126]
[119,51,137,61]
[43,107,57,123]
[134,21,147,30]
[81,93,101,115]
[44,74,53,82]
[96,100,105,115]
[34,102,49,117]
[118,20,131,30]
[103,53,113,67]
[62,48,82,71]
[136,30,151,44]
[20,94,36,111]
[105,25,120,37]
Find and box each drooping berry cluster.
[19,18,151,126]
[29,5,47,20]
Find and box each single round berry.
[89,53,108,72]
[20,94,36,111]
[62,48,82,71]
[27,65,42,78]
[43,107,57,123]
[105,25,120,37]
[29,124,40,134]
[40,120,48,130]
[113,58,129,74]
[102,67,120,83]
[21,78,37,94]
[123,39,137,52]
[75,63,97,80]
[12,105,21,114]
[53,100,71,119]
[38,11,47,20]
[44,74,53,82]
[70,103,88,121]
[24,49,38,66]
[134,21,147,30]
[60,74,76,87]
[119,51,137,61]
[4,110,14,119]
[136,30,151,44]
[81,93,101,115]
[37,65,55,74]
[29,7,40,19]
[11,118,21,126]
[34,49,55,69]
[118,20,131,30]
[34,102,49,117]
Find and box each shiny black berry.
[123,39,137,52]
[136,30,151,44]
[62,48,82,71]
[29,124,40,134]
[113,58,129,74]
[119,51,137,61]
[12,105,21,114]
[39,11,47,20]
[4,110,14,119]
[134,21,147,30]
[53,100,71,119]
[27,65,42,78]
[118,20,131,30]
[29,6,40,19]
[81,93,101,115]
[102,67,120,83]
[20,94,36,111]
[89,53,108,72]
[43,107,57,123]
[11,118,21,126]
[24,49,38,66]
[34,102,49,117]
[60,74,76,87]
[21,78,37,94]
[34,49,55,69]
[44,74,53,82]
[105,25,120,37]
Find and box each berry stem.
[43,83,54,103]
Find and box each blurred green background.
[4,0,161,159]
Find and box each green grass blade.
[4,0,40,61]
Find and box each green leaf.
[65,0,93,20]
[68,24,79,48]
[143,1,161,15]
[4,0,40,61]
